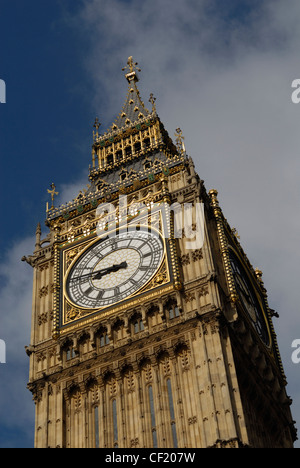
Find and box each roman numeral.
[143,251,152,258]
[97,290,105,300]
[141,266,157,273]
[129,278,139,286]
[84,287,93,296]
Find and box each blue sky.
[1,0,300,448]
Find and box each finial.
[149,93,156,112]
[47,183,59,212]
[93,117,101,141]
[232,228,240,240]
[91,148,96,169]
[208,189,219,206]
[209,189,218,197]
[36,222,41,235]
[174,128,186,155]
[255,268,263,281]
[209,189,222,217]
[122,56,141,83]
[35,223,41,251]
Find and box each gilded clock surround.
[23,57,296,448]
[51,196,180,337]
[59,225,171,330]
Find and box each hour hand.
[69,262,128,282]
[93,261,128,280]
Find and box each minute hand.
[69,262,127,282]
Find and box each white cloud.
[0,236,36,447]
[57,172,89,207]
[0,178,89,447]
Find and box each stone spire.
[107,57,150,132]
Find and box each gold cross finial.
[122,56,141,74]
[93,117,101,141]
[122,57,141,82]
[47,183,59,211]
[174,128,186,155]
[94,117,101,130]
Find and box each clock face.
[229,249,270,346]
[66,229,164,309]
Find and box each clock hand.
[93,262,128,280]
[70,262,128,282]
[69,270,96,281]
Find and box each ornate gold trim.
[161,174,182,290]
[209,189,237,303]
[62,257,170,327]
[55,208,179,333]
[59,284,175,336]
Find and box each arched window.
[167,379,178,448]
[116,150,123,162]
[66,347,76,361]
[112,319,124,342]
[134,141,141,153]
[125,146,132,157]
[130,313,145,334]
[94,406,100,448]
[100,333,110,347]
[169,305,180,320]
[134,319,144,334]
[112,399,118,448]
[148,386,158,448]
[96,327,110,349]
[107,153,114,166]
[78,333,89,355]
[143,137,151,148]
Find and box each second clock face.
[66,229,164,309]
[229,249,270,347]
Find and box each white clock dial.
[66,229,164,309]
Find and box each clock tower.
[24,57,296,448]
